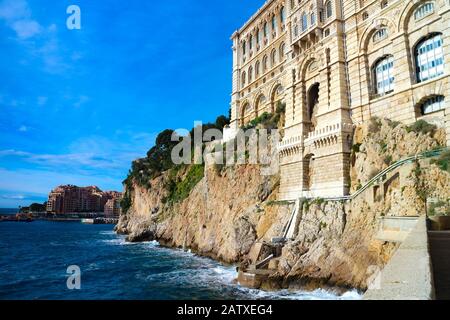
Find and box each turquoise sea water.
[0,213,360,300]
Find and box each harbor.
[0,212,118,225]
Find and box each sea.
[0,208,360,300]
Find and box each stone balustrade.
[277,122,354,153]
[277,135,303,151]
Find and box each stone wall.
[230,0,450,200]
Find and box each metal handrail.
[326,147,449,202]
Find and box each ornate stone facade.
[230,0,450,200]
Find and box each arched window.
[280,7,285,24]
[248,66,253,83]
[241,71,246,88]
[271,49,277,66]
[264,22,268,38]
[272,15,277,32]
[302,13,308,31]
[249,35,253,50]
[414,2,434,20]
[308,83,320,130]
[279,43,285,60]
[419,96,445,115]
[373,55,395,96]
[326,1,333,18]
[243,103,252,116]
[256,29,261,45]
[255,61,260,77]
[242,41,246,55]
[415,33,444,83]
[373,28,388,42]
[262,55,268,72]
[256,95,267,115]
[311,12,316,25]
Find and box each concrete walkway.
[429,231,450,300]
[364,216,434,300]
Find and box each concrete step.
[375,230,409,243]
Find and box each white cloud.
[0,0,42,39]
[0,132,155,174]
[0,132,158,205]
[11,19,41,39]
[0,167,122,198]
[0,0,30,21]
[18,125,28,132]
[0,149,123,170]
[0,194,25,200]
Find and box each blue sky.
[0,0,263,207]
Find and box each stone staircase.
[237,201,303,288]
[375,216,419,243]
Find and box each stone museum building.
[228,0,450,199]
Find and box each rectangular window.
[416,34,444,83]
[374,56,394,96]
[311,13,316,26]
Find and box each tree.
[215,115,230,130]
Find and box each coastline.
[115,220,362,296]
[115,226,362,299]
[0,219,361,300]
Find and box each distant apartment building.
[46,185,122,214]
[104,197,122,217]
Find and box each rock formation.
[116,119,449,292]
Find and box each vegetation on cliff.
[121,115,229,213]
[431,150,450,173]
[163,164,205,204]
[242,102,286,131]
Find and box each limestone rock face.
[117,119,449,291]
[269,199,397,291]
[117,164,285,263]
[351,118,445,192]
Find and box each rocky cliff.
[116,118,449,292]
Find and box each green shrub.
[431,150,450,173]
[125,114,229,190]
[379,141,388,153]
[383,155,393,165]
[266,200,291,206]
[242,103,286,131]
[352,143,362,154]
[276,101,286,114]
[406,120,436,135]
[312,198,325,206]
[243,112,272,130]
[167,164,205,203]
